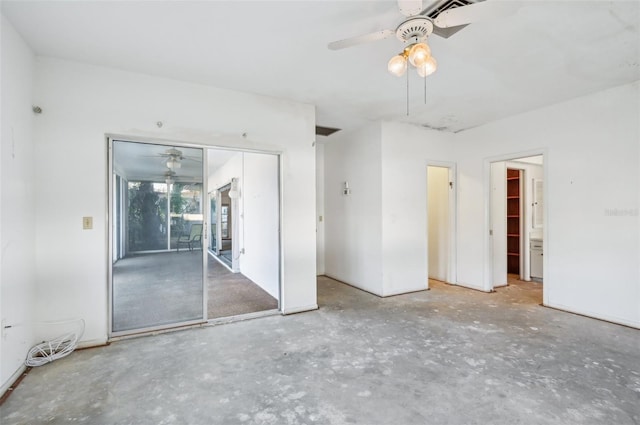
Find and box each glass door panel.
[111,140,205,334]
[206,149,281,319]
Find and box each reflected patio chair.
[176,223,203,252]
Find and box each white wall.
[315,141,325,275]
[427,166,449,282]
[323,82,638,328]
[456,81,640,327]
[0,15,37,391]
[32,58,317,345]
[241,152,279,298]
[324,121,453,296]
[324,123,384,295]
[380,121,454,296]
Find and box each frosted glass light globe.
[387,54,407,77]
[417,56,437,77]
[408,43,431,68]
[166,158,181,169]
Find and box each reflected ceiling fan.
[157,170,178,185]
[147,170,201,186]
[149,147,201,170]
[329,0,518,77]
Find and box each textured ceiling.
[3,0,639,133]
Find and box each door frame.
[216,182,231,257]
[483,149,548,305]
[107,135,284,338]
[426,160,458,286]
[107,136,209,338]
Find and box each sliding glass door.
[110,140,206,335]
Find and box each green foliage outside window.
[128,182,167,251]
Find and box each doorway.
[489,154,544,298]
[427,163,457,285]
[216,182,234,269]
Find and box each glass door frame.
[107,136,209,338]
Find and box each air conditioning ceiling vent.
[424,0,479,38]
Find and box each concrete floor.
[1,277,639,424]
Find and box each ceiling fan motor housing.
[396,16,434,43]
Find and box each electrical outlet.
[83,216,93,230]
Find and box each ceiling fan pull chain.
[424,71,427,104]
[406,66,410,116]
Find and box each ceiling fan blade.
[398,0,423,16]
[328,29,394,50]
[434,1,519,28]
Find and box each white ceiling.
[2,1,639,133]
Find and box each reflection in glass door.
[207,150,280,320]
[209,193,217,252]
[110,140,206,335]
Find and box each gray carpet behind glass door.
[207,255,278,319]
[112,252,278,332]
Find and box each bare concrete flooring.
[2,277,639,424]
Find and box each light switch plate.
[83,216,93,230]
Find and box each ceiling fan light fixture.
[166,158,181,169]
[166,177,175,185]
[417,56,438,77]
[408,42,431,67]
[388,54,408,77]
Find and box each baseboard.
[282,304,318,315]
[544,302,640,329]
[0,364,27,399]
[381,286,428,297]
[77,338,108,350]
[455,282,493,293]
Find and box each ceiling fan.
[159,170,178,185]
[138,167,203,187]
[328,0,518,77]
[149,147,201,170]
